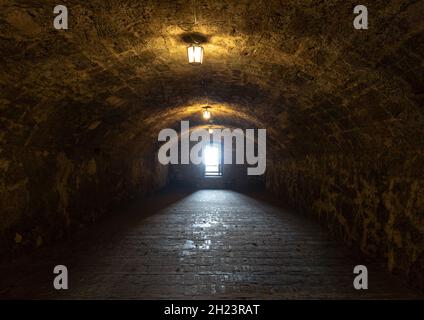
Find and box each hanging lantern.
[208,127,213,134]
[187,44,204,65]
[202,106,211,120]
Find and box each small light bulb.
[208,128,213,134]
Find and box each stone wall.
[0,144,168,255]
[266,150,424,291]
[0,0,423,291]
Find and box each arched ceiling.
[1,0,423,157]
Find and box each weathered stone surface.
[0,0,423,292]
[266,150,424,291]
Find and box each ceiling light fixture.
[202,106,211,120]
[187,0,204,65]
[187,44,204,65]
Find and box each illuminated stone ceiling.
[0,0,423,156]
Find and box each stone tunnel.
[0,0,423,299]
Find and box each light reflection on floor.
[0,189,421,299]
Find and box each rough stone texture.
[0,145,168,254]
[266,150,424,291]
[0,0,423,292]
[0,190,421,299]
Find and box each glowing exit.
[203,144,221,176]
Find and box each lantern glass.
[187,45,204,65]
[202,109,211,119]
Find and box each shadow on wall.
[0,147,168,257]
[266,150,424,292]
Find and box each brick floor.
[0,189,422,299]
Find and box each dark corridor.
[0,0,424,302]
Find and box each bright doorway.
[203,143,222,176]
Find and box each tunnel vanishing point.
[0,0,423,299]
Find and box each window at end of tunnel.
[203,143,222,177]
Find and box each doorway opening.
[203,143,222,176]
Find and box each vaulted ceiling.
[1,0,423,158]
